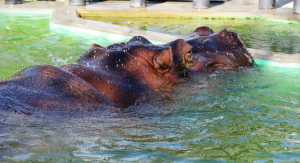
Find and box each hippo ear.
[90,44,103,50]
[217,28,231,37]
[217,29,239,49]
[128,36,152,45]
[153,46,172,73]
[193,26,214,36]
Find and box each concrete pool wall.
[1,0,300,63]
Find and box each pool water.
[1,12,300,162]
[83,16,300,54]
[0,12,132,80]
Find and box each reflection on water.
[83,16,300,54]
[1,12,300,162]
[1,65,300,162]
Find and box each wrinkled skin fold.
[0,26,253,112]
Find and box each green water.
[84,16,300,54]
[1,12,300,162]
[0,12,132,80]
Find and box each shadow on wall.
[276,0,293,8]
[86,0,226,8]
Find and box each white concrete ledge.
[50,2,181,43]
[248,48,300,63]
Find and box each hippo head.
[86,38,194,79]
[185,27,253,72]
[125,39,194,79]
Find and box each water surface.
[1,12,300,163]
[0,12,131,80]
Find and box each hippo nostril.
[205,62,215,67]
[188,52,192,59]
[178,71,190,77]
[185,50,194,64]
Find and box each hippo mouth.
[205,61,233,71]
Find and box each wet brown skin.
[0,37,192,111]
[0,27,253,112]
[61,39,192,109]
[184,26,253,72]
[105,37,193,79]
[60,48,169,109]
[0,65,115,112]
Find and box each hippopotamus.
[0,36,193,111]
[0,26,254,113]
[184,26,253,72]
[60,38,193,109]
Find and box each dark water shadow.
[276,0,293,8]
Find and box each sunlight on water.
[1,12,300,162]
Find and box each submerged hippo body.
[184,26,253,72]
[0,65,115,112]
